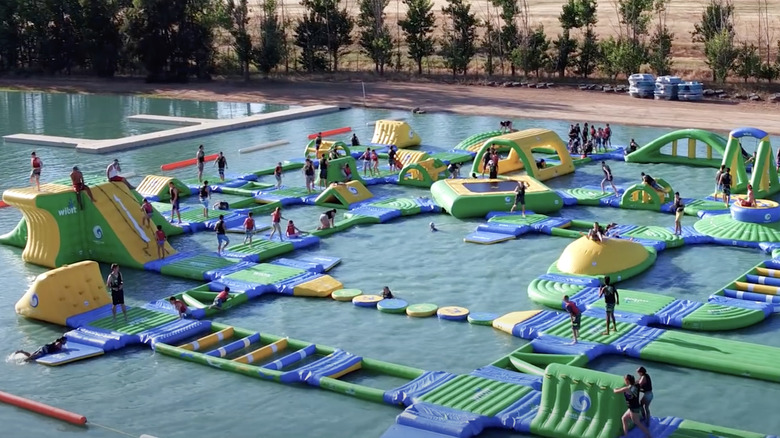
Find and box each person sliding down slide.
[640,172,666,195]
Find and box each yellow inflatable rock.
[556,237,650,276]
[15,260,110,326]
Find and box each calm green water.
[1,91,780,437]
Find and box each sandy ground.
[2,77,779,135]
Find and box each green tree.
[255,0,284,76]
[617,0,653,44]
[295,0,352,71]
[552,30,577,77]
[491,0,522,76]
[704,29,737,83]
[227,0,253,80]
[481,20,502,76]
[80,0,123,77]
[294,10,328,72]
[600,36,643,79]
[399,0,435,74]
[440,0,478,76]
[512,25,549,77]
[692,0,735,81]
[0,0,22,71]
[647,0,673,76]
[734,42,760,83]
[575,27,598,77]
[757,62,778,83]
[357,0,393,74]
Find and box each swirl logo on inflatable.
[766,213,772,222]
[570,390,592,413]
[93,225,103,240]
[30,293,39,308]
[348,187,359,195]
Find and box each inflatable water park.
[4,116,780,438]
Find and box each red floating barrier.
[0,390,87,426]
[160,153,218,171]
[307,127,352,140]
[0,201,9,208]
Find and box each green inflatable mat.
[256,187,313,202]
[368,198,422,216]
[620,225,685,248]
[680,303,766,331]
[310,215,376,237]
[160,254,239,281]
[530,363,626,438]
[429,151,474,164]
[694,214,780,242]
[225,239,295,261]
[453,130,502,150]
[488,213,550,226]
[683,199,728,216]
[640,330,780,382]
[332,289,362,301]
[561,188,613,206]
[253,161,304,176]
[223,263,305,286]
[88,307,178,335]
[545,315,632,344]
[419,374,532,416]
[527,278,584,308]
[406,303,438,317]
[588,288,674,316]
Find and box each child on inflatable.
[210,287,230,310]
[169,296,189,319]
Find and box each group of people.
[567,123,612,156]
[563,277,652,435]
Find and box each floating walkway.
[2,105,341,153]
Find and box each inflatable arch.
[470,129,575,182]
[723,127,779,198]
[398,158,449,188]
[324,156,365,185]
[625,129,727,167]
[620,178,674,211]
[304,140,351,161]
[453,130,503,152]
[371,120,421,148]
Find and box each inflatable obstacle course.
[398,158,449,188]
[2,182,177,269]
[431,177,562,218]
[136,175,192,202]
[304,140,351,160]
[470,129,575,182]
[625,129,727,167]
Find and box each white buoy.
[239,139,290,154]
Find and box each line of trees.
[0,0,778,83]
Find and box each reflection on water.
[0,91,779,438]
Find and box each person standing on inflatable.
[672,192,685,235]
[214,152,228,181]
[614,374,652,438]
[719,167,732,207]
[30,152,43,191]
[562,295,580,344]
[599,276,619,335]
[168,181,182,224]
[106,263,128,323]
[196,145,206,183]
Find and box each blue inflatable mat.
[654,300,702,327]
[469,365,542,391]
[464,231,515,244]
[611,325,665,357]
[759,242,780,254]
[396,403,488,438]
[299,255,341,272]
[583,307,655,326]
[204,261,257,281]
[511,311,568,339]
[529,217,571,234]
[531,335,614,360]
[414,197,441,213]
[286,234,321,250]
[203,212,245,231]
[599,195,622,208]
[711,237,761,249]
[348,205,402,222]
[64,327,133,352]
[708,295,772,316]
[384,371,457,406]
[607,224,638,235]
[35,341,105,366]
[764,259,780,270]
[675,226,713,245]
[276,272,322,295]
[570,287,602,308]
[381,423,463,437]
[272,258,324,273]
[208,278,275,299]
[297,350,362,386]
[721,289,780,310]
[142,319,211,347]
[697,209,729,218]
[495,390,542,433]
[476,222,531,237]
[555,190,579,206]
[621,237,665,252]
[633,416,684,438]
[538,273,600,287]
[746,273,780,287]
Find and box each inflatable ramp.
[372,120,421,148]
[3,182,177,269]
[315,181,373,209]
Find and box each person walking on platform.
[106,263,128,323]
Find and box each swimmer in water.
[429,222,438,232]
[14,337,67,362]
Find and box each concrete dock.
[3,105,342,154]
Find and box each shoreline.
[2,77,780,136]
